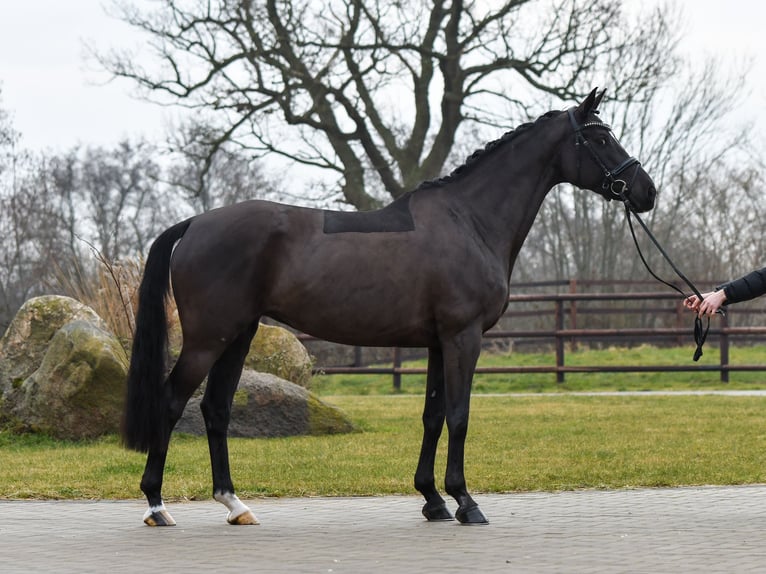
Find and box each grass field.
[2,345,766,500]
[312,344,766,395]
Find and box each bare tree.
[79,140,166,259]
[516,9,753,288]
[0,151,72,329]
[99,0,672,209]
[36,140,169,262]
[0,92,50,327]
[0,82,284,330]
[165,120,282,212]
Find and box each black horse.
[124,89,656,526]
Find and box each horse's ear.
[593,89,606,112]
[574,88,601,119]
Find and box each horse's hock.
[0,297,345,440]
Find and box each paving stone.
[1,486,766,573]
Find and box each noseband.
[567,109,641,205]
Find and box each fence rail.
[302,288,766,388]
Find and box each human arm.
[719,267,766,304]
[684,267,766,317]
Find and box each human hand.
[684,290,726,316]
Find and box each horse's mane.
[415,110,560,191]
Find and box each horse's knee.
[446,415,469,442]
[422,413,445,437]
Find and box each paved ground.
[2,486,766,573]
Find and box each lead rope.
[621,200,718,361]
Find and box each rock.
[0,295,107,393]
[245,324,313,388]
[175,370,355,438]
[0,296,128,439]
[0,296,320,440]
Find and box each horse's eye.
[598,137,607,146]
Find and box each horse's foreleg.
[202,324,259,525]
[415,346,454,521]
[442,328,488,525]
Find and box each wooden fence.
[304,283,766,388]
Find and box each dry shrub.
[53,250,180,354]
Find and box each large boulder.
[175,370,355,438]
[245,323,313,388]
[0,295,106,388]
[0,296,128,439]
[0,297,321,440]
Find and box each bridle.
[567,107,719,362]
[567,108,641,206]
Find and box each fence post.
[569,279,578,351]
[555,299,565,383]
[720,312,730,383]
[393,347,402,391]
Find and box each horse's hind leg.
[202,323,259,525]
[414,346,454,521]
[141,345,222,526]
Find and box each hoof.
[422,501,455,522]
[215,491,260,525]
[227,509,260,525]
[456,504,489,525]
[143,507,176,527]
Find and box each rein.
[621,204,714,361]
[568,108,715,361]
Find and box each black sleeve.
[721,267,766,304]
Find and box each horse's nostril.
[649,186,657,202]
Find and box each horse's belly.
[263,228,505,347]
[268,301,437,348]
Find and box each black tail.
[122,219,192,452]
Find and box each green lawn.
[2,392,766,500]
[312,344,766,395]
[3,345,766,500]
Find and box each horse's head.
[559,88,656,213]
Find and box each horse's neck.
[457,127,565,270]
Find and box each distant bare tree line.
[0,107,280,330]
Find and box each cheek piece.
[567,108,640,206]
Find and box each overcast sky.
[1,0,764,153]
